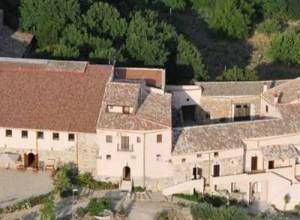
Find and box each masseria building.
[0,57,300,210]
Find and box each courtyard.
[0,169,53,208]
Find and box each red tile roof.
[114,67,164,88]
[0,60,113,133]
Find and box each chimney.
[263,82,268,92]
[273,93,279,104]
[0,9,3,30]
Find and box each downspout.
[143,133,146,187]
[76,133,79,168]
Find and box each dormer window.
[123,106,130,114]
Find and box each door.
[213,164,220,177]
[123,166,131,181]
[268,160,274,169]
[251,156,258,171]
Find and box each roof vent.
[273,93,279,104]
[263,82,268,92]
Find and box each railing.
[117,144,134,152]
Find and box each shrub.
[174,192,228,207]
[53,163,77,197]
[217,66,258,81]
[156,208,186,220]
[133,186,146,192]
[40,197,55,220]
[87,198,111,216]
[191,203,249,220]
[267,29,300,66]
[257,19,282,35]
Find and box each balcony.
[117,144,134,152]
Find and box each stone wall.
[0,146,76,169]
[200,96,261,122]
[172,156,244,185]
[77,133,99,175]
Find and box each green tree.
[160,0,186,11]
[126,10,177,66]
[176,35,207,80]
[217,66,258,81]
[53,164,74,196]
[40,198,55,220]
[192,0,255,39]
[262,0,287,20]
[256,19,282,36]
[84,2,127,39]
[267,29,300,65]
[20,0,80,47]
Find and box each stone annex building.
[1,57,300,211]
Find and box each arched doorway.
[192,167,202,179]
[24,153,38,168]
[123,166,131,181]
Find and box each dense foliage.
[217,66,258,81]
[40,197,56,220]
[87,198,111,216]
[19,0,207,83]
[17,0,300,82]
[268,30,300,65]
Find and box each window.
[68,133,75,141]
[53,133,59,140]
[214,152,219,157]
[186,98,190,102]
[21,130,28,138]
[6,129,12,137]
[121,136,130,151]
[181,158,186,163]
[213,164,220,177]
[137,137,141,143]
[265,105,269,113]
[123,106,130,114]
[37,131,44,139]
[197,153,202,158]
[156,154,161,161]
[106,135,112,143]
[106,155,111,160]
[157,134,162,143]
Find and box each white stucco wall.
[96,128,173,187]
[166,85,202,109]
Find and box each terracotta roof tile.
[114,67,164,88]
[0,59,113,133]
[173,103,300,155]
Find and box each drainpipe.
[76,133,79,168]
[143,133,146,187]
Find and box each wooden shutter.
[24,153,28,167]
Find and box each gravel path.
[0,169,53,208]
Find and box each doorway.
[193,167,202,179]
[24,153,38,168]
[251,156,258,171]
[123,166,131,181]
[213,164,220,177]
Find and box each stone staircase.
[119,179,132,192]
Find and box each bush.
[257,19,282,35]
[53,163,78,197]
[40,197,55,220]
[191,203,249,220]
[217,66,258,81]
[156,209,186,220]
[87,198,111,216]
[267,29,300,66]
[2,193,51,214]
[132,186,146,192]
[75,207,88,218]
[174,192,228,207]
